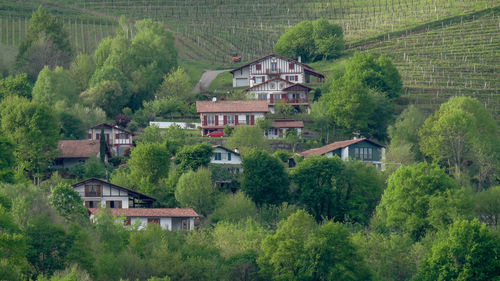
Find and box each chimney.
[234,148,239,153]
[212,97,217,102]
[298,56,302,63]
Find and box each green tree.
[16,6,72,80]
[0,136,16,183]
[56,109,86,140]
[155,67,191,100]
[99,127,106,162]
[474,186,500,228]
[0,97,59,184]
[226,126,268,155]
[164,124,186,155]
[375,162,459,240]
[414,219,500,281]
[50,183,86,220]
[210,192,258,224]
[312,18,344,60]
[0,203,28,281]
[174,143,213,173]
[69,53,95,92]
[80,80,127,118]
[419,96,500,188]
[274,21,315,62]
[137,124,165,144]
[128,142,171,194]
[0,73,32,100]
[174,168,217,216]
[32,66,79,105]
[213,218,267,259]
[241,149,289,206]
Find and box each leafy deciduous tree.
[174,168,217,216]
[174,143,213,173]
[226,126,268,155]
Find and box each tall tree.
[0,136,16,183]
[226,126,268,155]
[312,18,344,60]
[241,149,289,206]
[0,73,33,100]
[155,67,191,100]
[127,142,170,195]
[99,127,106,163]
[174,143,213,173]
[174,168,217,216]
[274,21,315,62]
[32,66,79,105]
[16,6,72,80]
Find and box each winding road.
[192,69,231,94]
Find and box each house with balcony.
[88,123,134,156]
[196,100,268,136]
[244,77,313,113]
[72,178,199,230]
[265,120,304,139]
[230,53,324,88]
[298,138,386,170]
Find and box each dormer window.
[289,63,295,70]
[256,64,262,70]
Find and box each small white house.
[87,208,199,231]
[211,146,242,173]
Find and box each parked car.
[206,131,224,138]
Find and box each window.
[354,147,373,160]
[288,75,296,81]
[271,62,277,71]
[107,200,122,208]
[228,153,232,161]
[96,133,100,140]
[147,218,160,224]
[258,94,267,100]
[255,76,263,84]
[227,115,235,125]
[214,153,222,161]
[85,201,99,208]
[256,64,262,70]
[88,133,92,139]
[207,115,215,126]
[85,184,101,197]
[289,63,295,69]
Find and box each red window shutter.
[215,115,219,126]
[85,185,89,196]
[223,115,227,125]
[85,201,90,208]
[289,63,294,69]
[250,115,255,125]
[118,201,122,208]
[262,76,266,82]
[115,134,120,139]
[97,185,101,196]
[235,115,239,125]
[203,115,207,126]
[125,217,131,226]
[256,64,261,70]
[295,75,298,81]
[88,133,91,139]
[270,94,274,103]
[285,75,289,81]
[275,129,278,135]
[96,133,100,140]
[281,94,287,99]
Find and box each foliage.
[213,218,267,259]
[82,75,129,118]
[387,105,426,164]
[56,110,86,140]
[69,53,95,92]
[0,96,59,184]
[0,136,16,183]
[226,126,268,155]
[210,192,258,224]
[474,186,500,228]
[312,18,344,60]
[32,66,79,106]
[127,142,171,194]
[175,168,217,216]
[70,104,106,131]
[272,150,293,163]
[274,101,294,117]
[156,67,192,100]
[99,127,106,162]
[376,162,459,240]
[16,6,73,80]
[137,124,165,144]
[223,125,233,136]
[164,124,186,155]
[49,183,86,220]
[0,73,33,100]
[413,219,500,281]
[175,143,213,173]
[241,149,289,206]
[83,156,107,179]
[419,96,500,188]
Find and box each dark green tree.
[0,73,33,100]
[274,21,315,62]
[49,183,87,220]
[174,168,217,216]
[241,149,289,206]
[312,18,344,60]
[128,142,171,194]
[0,136,16,183]
[413,219,500,281]
[99,127,106,163]
[175,143,213,173]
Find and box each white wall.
[211,147,242,165]
[149,121,201,129]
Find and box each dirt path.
[192,69,231,94]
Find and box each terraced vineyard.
[362,10,500,116]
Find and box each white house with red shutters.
[72,178,199,230]
[265,119,304,139]
[196,100,268,135]
[230,53,324,87]
[88,123,134,156]
[244,77,313,113]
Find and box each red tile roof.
[271,120,304,128]
[196,100,269,113]
[229,53,314,73]
[299,138,383,157]
[88,208,200,218]
[57,140,100,158]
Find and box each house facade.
[230,54,324,88]
[196,100,268,135]
[87,208,198,231]
[211,146,242,173]
[299,138,386,170]
[54,140,107,168]
[88,123,134,156]
[244,78,312,113]
[265,120,304,139]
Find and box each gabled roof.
[304,68,325,79]
[271,120,304,128]
[230,53,314,73]
[87,208,200,218]
[91,123,134,135]
[282,83,313,91]
[196,100,269,113]
[244,77,294,92]
[213,145,240,156]
[57,140,100,158]
[72,178,156,201]
[299,138,384,157]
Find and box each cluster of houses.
[55,54,386,231]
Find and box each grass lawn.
[208,71,233,92]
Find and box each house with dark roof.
[196,100,268,136]
[265,119,304,139]
[72,178,199,230]
[230,54,324,87]
[298,138,386,170]
[211,146,242,173]
[54,140,109,168]
[244,77,313,113]
[88,123,134,156]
